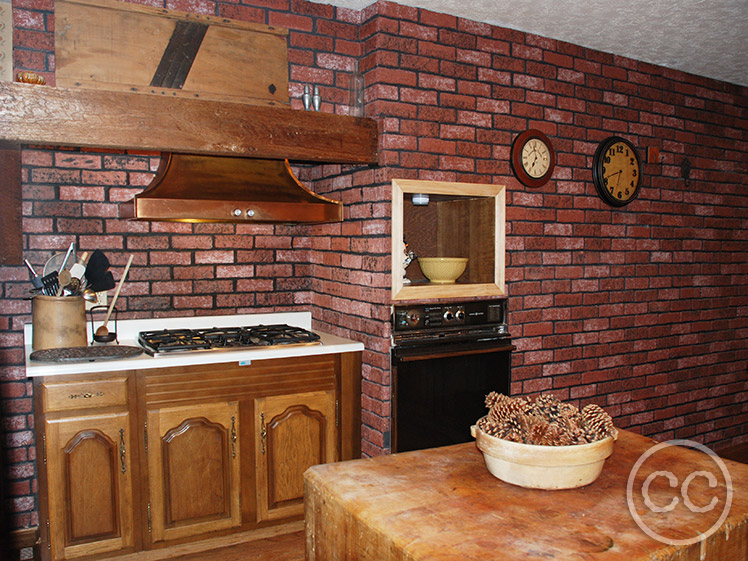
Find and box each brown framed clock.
[592,136,643,206]
[511,129,555,188]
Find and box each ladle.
[81,287,98,303]
[94,254,133,343]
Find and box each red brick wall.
[1,0,747,532]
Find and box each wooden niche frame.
[391,179,506,301]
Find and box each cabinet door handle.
[260,412,266,455]
[119,428,126,474]
[230,415,237,459]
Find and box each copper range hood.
[119,153,343,223]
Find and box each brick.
[13,28,53,50]
[30,168,80,184]
[268,11,313,31]
[54,153,102,169]
[418,73,456,91]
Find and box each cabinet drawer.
[42,377,129,412]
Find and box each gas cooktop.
[138,324,321,356]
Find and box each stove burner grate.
[138,329,212,353]
[244,324,321,346]
[138,324,320,355]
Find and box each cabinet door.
[255,390,336,522]
[45,412,134,560]
[146,401,240,544]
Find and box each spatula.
[41,272,59,296]
[85,250,116,292]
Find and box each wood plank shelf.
[0,82,378,163]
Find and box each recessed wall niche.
[391,179,506,301]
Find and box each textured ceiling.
[317,0,748,88]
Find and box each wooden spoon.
[55,270,72,296]
[95,254,134,340]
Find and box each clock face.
[593,136,642,206]
[522,138,551,178]
[511,130,555,187]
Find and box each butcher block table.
[305,430,748,560]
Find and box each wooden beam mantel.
[0,82,379,164]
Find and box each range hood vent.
[120,153,343,223]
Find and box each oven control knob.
[406,311,421,327]
[455,308,466,322]
[443,310,454,322]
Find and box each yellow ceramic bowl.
[418,257,468,284]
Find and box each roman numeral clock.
[511,130,555,188]
[592,136,643,206]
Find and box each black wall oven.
[391,299,513,453]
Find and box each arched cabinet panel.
[146,401,240,544]
[45,412,134,560]
[255,390,336,521]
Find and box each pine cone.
[554,414,586,445]
[484,391,502,409]
[581,404,618,442]
[487,395,531,424]
[557,402,580,420]
[525,416,552,445]
[476,416,502,437]
[496,416,525,442]
[531,393,562,420]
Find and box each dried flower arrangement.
[476,392,618,446]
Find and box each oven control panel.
[393,299,508,332]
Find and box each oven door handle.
[393,342,515,362]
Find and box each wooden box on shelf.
[391,179,506,301]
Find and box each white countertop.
[24,312,364,377]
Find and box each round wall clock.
[511,130,555,188]
[592,136,643,207]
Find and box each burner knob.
[455,308,466,322]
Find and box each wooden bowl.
[471,420,614,489]
[418,257,468,284]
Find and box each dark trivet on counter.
[138,324,321,356]
[29,345,144,363]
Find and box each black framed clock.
[592,136,643,206]
[511,129,555,188]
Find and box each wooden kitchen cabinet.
[36,375,137,561]
[44,413,135,560]
[255,390,336,522]
[146,401,241,544]
[33,351,361,561]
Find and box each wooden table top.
[305,430,748,560]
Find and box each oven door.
[392,338,513,453]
